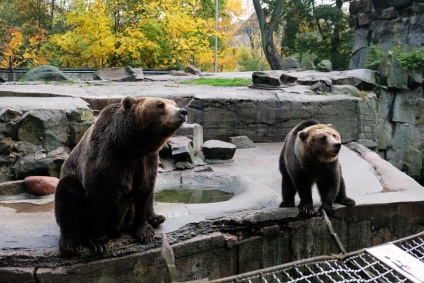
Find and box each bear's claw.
[148,214,166,228]
[86,237,110,253]
[136,223,155,243]
[279,201,295,208]
[338,197,356,207]
[59,237,82,256]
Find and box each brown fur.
[55,96,187,255]
[279,120,355,216]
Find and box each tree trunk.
[252,0,285,70]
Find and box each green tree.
[280,0,353,70]
[252,0,285,70]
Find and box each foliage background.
[0,0,354,71]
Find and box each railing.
[0,68,169,82]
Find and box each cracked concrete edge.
[346,142,424,192]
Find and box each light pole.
[214,0,218,73]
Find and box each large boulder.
[317,60,333,72]
[251,71,282,87]
[185,65,202,75]
[93,67,144,81]
[202,140,236,163]
[20,65,68,82]
[168,136,196,169]
[24,176,59,196]
[282,57,301,70]
[14,110,69,152]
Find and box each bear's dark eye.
[157,102,165,109]
[320,136,327,142]
[333,134,337,138]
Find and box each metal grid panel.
[395,232,424,261]
[209,232,424,283]
[211,253,408,283]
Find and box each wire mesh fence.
[208,231,424,283]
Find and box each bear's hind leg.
[55,176,85,255]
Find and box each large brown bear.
[279,120,355,216]
[55,96,187,254]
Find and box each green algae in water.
[155,189,234,204]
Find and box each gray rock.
[282,57,301,70]
[408,69,424,89]
[333,69,376,90]
[170,70,189,76]
[0,137,14,155]
[48,159,65,178]
[392,87,423,123]
[317,60,333,72]
[228,136,255,149]
[168,136,196,168]
[0,107,22,122]
[185,65,202,75]
[15,109,69,152]
[382,7,398,19]
[67,109,94,122]
[93,67,143,81]
[280,73,298,84]
[349,0,372,14]
[0,180,25,195]
[14,157,57,179]
[202,140,236,161]
[14,141,39,156]
[310,82,331,93]
[20,65,68,82]
[303,61,316,70]
[175,123,203,154]
[357,13,369,26]
[331,85,360,96]
[252,71,282,87]
[378,51,408,90]
[377,120,393,150]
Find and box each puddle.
[0,202,54,213]
[155,189,234,204]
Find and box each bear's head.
[297,124,342,163]
[121,96,187,137]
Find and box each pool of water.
[0,202,54,213]
[155,188,234,204]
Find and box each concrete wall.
[2,202,423,282]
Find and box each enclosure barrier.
[205,231,424,283]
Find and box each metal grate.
[208,231,424,283]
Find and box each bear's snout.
[179,108,188,120]
[334,143,341,152]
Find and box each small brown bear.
[55,96,187,255]
[279,120,355,216]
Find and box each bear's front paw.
[298,203,317,216]
[338,197,356,207]
[148,213,166,228]
[86,236,110,253]
[279,201,295,208]
[135,223,155,243]
[59,236,82,256]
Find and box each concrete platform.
[0,142,422,264]
[0,73,424,281]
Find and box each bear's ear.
[299,130,308,141]
[326,124,335,129]
[122,96,137,111]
